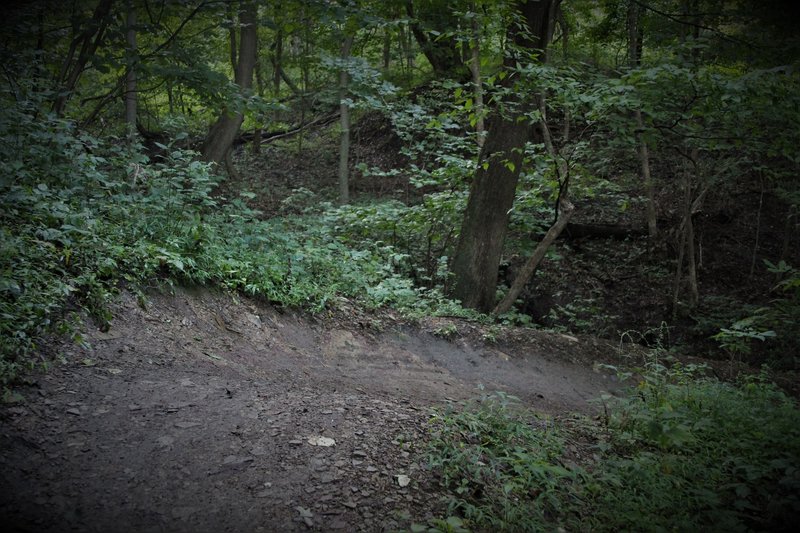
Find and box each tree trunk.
[628,2,658,240]
[338,34,355,205]
[672,154,707,317]
[383,26,392,70]
[493,198,574,315]
[201,1,257,165]
[405,0,464,76]
[451,0,556,312]
[557,7,569,58]
[685,149,700,307]
[251,57,264,155]
[686,205,699,306]
[125,0,137,143]
[635,110,658,239]
[228,2,238,70]
[52,0,114,117]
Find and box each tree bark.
[252,55,264,155]
[635,109,658,239]
[228,2,238,70]
[383,26,392,70]
[201,1,258,165]
[672,154,707,317]
[338,34,355,205]
[451,0,556,312]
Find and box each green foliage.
[0,95,446,385]
[425,370,800,531]
[326,193,465,290]
[427,392,584,532]
[592,364,800,531]
[714,261,800,368]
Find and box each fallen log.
[236,112,339,147]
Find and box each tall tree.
[450,0,557,312]
[201,1,258,165]
[468,2,486,147]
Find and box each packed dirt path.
[1,288,622,532]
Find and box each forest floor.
[0,286,626,532]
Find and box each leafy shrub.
[0,95,439,385]
[713,261,800,369]
[592,364,800,531]
[425,368,800,531]
[427,392,586,532]
[326,192,466,290]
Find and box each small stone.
[250,445,267,456]
[308,436,336,447]
[156,436,174,447]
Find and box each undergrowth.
[0,99,475,387]
[423,364,800,532]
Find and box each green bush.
[713,261,800,369]
[0,98,428,385]
[592,364,800,531]
[427,392,584,532]
[425,368,800,532]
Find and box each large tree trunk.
[450,0,555,312]
[201,1,258,165]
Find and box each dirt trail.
[0,288,622,532]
